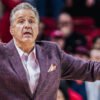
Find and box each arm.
[56,45,100,81]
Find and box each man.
[0,2,100,100]
[86,49,100,100]
[92,36,100,50]
[57,12,87,53]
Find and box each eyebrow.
[30,16,35,19]
[17,16,35,19]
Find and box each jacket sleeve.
[56,45,100,81]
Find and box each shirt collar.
[13,39,36,59]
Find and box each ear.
[10,25,14,36]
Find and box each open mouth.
[23,32,32,37]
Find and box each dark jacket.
[0,40,100,100]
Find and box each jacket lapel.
[34,44,49,95]
[5,40,32,97]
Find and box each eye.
[18,19,25,24]
[29,19,35,24]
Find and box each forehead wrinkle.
[16,16,35,20]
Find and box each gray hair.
[10,2,39,24]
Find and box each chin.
[23,39,34,43]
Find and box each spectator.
[57,12,87,53]
[86,49,100,100]
[90,49,100,61]
[92,36,100,50]
[74,46,90,60]
[57,12,73,38]
[50,30,65,49]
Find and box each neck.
[15,41,35,54]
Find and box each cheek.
[32,25,39,35]
[15,25,23,31]
[15,26,23,35]
[13,26,23,37]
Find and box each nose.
[24,21,31,29]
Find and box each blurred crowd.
[0,0,100,100]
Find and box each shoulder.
[0,42,7,57]
[36,40,58,49]
[36,41,61,57]
[0,42,7,50]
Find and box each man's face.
[90,50,100,62]
[93,38,100,49]
[58,13,73,37]
[10,9,39,44]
